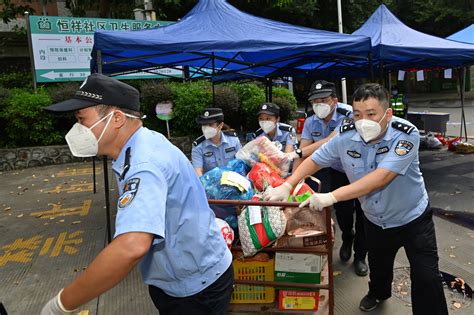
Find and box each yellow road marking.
[30,200,91,219]
[56,168,102,177]
[45,183,94,194]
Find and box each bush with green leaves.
[167,81,213,136]
[226,82,266,131]
[139,81,174,134]
[0,72,32,89]
[213,86,240,130]
[0,89,63,147]
[47,82,81,104]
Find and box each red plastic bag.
[448,137,462,151]
[248,162,285,192]
[434,134,447,145]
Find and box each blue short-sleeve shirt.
[112,127,232,297]
[191,132,241,172]
[311,117,428,229]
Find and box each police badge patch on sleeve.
[118,178,140,208]
[394,140,414,156]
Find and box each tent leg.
[379,59,385,87]
[269,78,273,103]
[211,53,216,106]
[459,67,468,141]
[92,156,96,194]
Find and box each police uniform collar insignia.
[347,150,361,158]
[394,140,414,156]
[340,123,355,133]
[316,83,322,89]
[376,146,389,155]
[391,121,414,134]
[118,178,140,208]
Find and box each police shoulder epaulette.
[306,110,315,118]
[192,135,205,146]
[254,128,264,137]
[340,122,356,133]
[391,121,414,134]
[223,130,238,137]
[279,124,295,132]
[336,107,352,117]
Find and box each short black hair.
[352,83,389,110]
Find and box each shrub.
[0,89,63,147]
[0,72,32,89]
[167,81,213,136]
[213,86,240,130]
[139,81,174,134]
[47,82,81,104]
[272,87,298,123]
[226,82,265,131]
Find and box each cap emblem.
[204,111,209,117]
[262,104,267,110]
[316,83,322,89]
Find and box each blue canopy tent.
[447,24,474,141]
[352,4,474,75]
[447,24,474,44]
[90,0,372,83]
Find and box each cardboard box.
[275,252,322,284]
[278,289,319,310]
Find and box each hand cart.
[209,199,334,315]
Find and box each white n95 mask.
[65,111,114,157]
[355,110,388,143]
[202,125,219,139]
[312,103,332,119]
[259,120,276,134]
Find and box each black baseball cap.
[196,108,224,124]
[257,103,280,116]
[308,80,336,101]
[44,73,140,112]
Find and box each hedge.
[0,78,297,148]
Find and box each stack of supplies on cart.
[236,136,292,178]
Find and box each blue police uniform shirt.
[302,102,352,172]
[192,131,242,172]
[312,116,428,229]
[112,127,232,297]
[255,123,295,151]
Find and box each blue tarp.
[353,4,474,71]
[447,24,474,44]
[91,0,371,79]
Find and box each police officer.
[265,83,448,314]
[192,108,242,176]
[41,74,233,315]
[253,102,296,153]
[390,85,408,118]
[291,80,367,276]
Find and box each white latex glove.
[41,289,76,315]
[284,151,299,161]
[299,192,338,211]
[263,182,293,201]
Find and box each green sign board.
[28,16,180,83]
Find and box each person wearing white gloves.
[41,74,234,315]
[264,83,448,314]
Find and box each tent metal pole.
[369,52,374,81]
[212,52,216,106]
[96,49,112,244]
[269,78,273,103]
[459,67,468,141]
[379,59,384,86]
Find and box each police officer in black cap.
[192,108,241,176]
[253,102,297,153]
[293,80,368,276]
